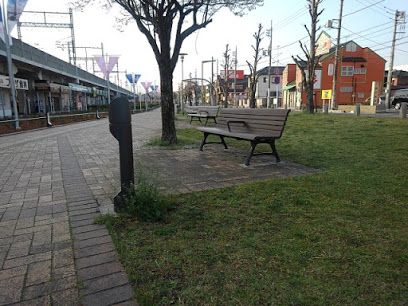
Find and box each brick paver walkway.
[0,108,317,305]
[0,110,161,305]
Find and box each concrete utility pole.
[211,56,215,105]
[233,46,237,107]
[330,0,344,110]
[223,44,230,108]
[385,10,405,109]
[2,0,20,129]
[101,43,111,105]
[267,20,272,108]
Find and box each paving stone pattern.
[136,146,319,194]
[0,108,318,305]
[58,137,134,305]
[0,111,161,305]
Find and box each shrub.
[119,179,171,222]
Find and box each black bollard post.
[109,97,134,212]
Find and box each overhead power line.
[343,0,385,18]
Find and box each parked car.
[391,88,408,109]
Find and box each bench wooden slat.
[219,114,287,121]
[216,123,285,134]
[196,108,290,165]
[220,108,289,115]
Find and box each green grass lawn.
[105,113,408,305]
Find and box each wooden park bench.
[186,106,220,125]
[196,108,291,166]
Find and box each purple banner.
[141,81,152,93]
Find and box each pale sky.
[15,0,408,92]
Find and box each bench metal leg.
[205,117,208,126]
[189,116,193,124]
[245,141,258,166]
[220,136,228,149]
[200,133,209,151]
[270,141,280,162]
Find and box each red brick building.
[282,40,386,108]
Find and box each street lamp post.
[201,58,216,105]
[179,53,187,113]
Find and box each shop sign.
[69,83,92,93]
[0,75,29,90]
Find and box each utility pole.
[330,0,344,110]
[201,61,204,104]
[2,0,20,129]
[211,56,215,105]
[233,46,237,107]
[101,43,111,105]
[267,20,272,108]
[223,44,230,108]
[385,10,405,109]
[69,8,77,66]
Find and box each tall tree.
[292,0,324,114]
[74,0,263,144]
[246,23,264,109]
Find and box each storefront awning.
[282,84,296,91]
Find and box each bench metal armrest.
[227,120,247,132]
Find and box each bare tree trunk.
[247,24,263,109]
[249,82,256,108]
[159,56,177,144]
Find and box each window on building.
[328,63,334,76]
[357,92,365,98]
[346,42,357,52]
[341,66,354,76]
[340,87,353,93]
[354,67,367,74]
[263,77,267,83]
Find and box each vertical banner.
[141,81,152,93]
[0,5,5,43]
[94,55,119,79]
[7,0,28,33]
[106,56,119,77]
[94,56,107,78]
[126,74,133,84]
[126,73,141,84]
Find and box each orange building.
[282,40,386,109]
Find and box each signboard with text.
[220,70,244,80]
[0,75,28,90]
[321,89,332,100]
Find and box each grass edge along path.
[104,113,408,305]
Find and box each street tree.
[73,0,263,144]
[292,0,324,113]
[246,23,264,108]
